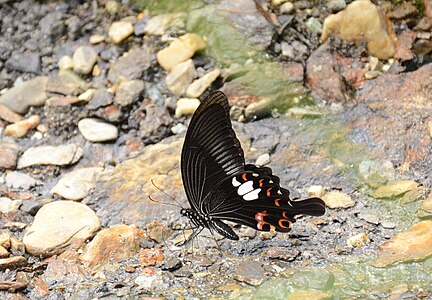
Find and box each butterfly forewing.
[181,91,245,214]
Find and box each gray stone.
[166,59,197,96]
[73,46,98,75]
[5,51,41,74]
[5,172,36,190]
[306,17,322,34]
[78,118,118,142]
[17,144,83,169]
[51,167,103,200]
[0,76,49,114]
[327,0,346,12]
[87,88,113,110]
[234,261,266,286]
[23,201,101,257]
[108,48,152,83]
[46,70,87,96]
[114,80,145,106]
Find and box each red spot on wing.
[278,219,292,229]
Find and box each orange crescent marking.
[274,198,281,207]
[259,179,264,187]
[242,173,248,182]
[278,219,292,229]
[266,188,272,196]
[282,212,290,219]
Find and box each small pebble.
[4,115,41,138]
[78,89,94,102]
[109,21,134,44]
[78,118,118,142]
[0,197,22,214]
[280,2,295,14]
[175,98,200,118]
[89,34,105,44]
[308,185,324,197]
[58,56,74,70]
[255,153,270,166]
[347,232,370,248]
[171,123,187,135]
[5,172,37,189]
[73,46,98,75]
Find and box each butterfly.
[180,91,325,242]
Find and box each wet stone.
[322,191,355,208]
[73,46,98,75]
[23,201,101,257]
[108,47,152,83]
[18,144,83,169]
[234,261,266,286]
[78,118,118,142]
[5,172,36,190]
[288,290,334,300]
[372,220,432,267]
[114,79,145,107]
[0,76,48,114]
[5,51,41,74]
[50,167,103,200]
[144,13,184,36]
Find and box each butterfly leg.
[178,226,204,247]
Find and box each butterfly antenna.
[150,179,183,208]
[148,195,181,208]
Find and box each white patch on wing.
[277,190,282,195]
[243,188,261,200]
[232,177,241,187]
[237,181,254,195]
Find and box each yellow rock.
[287,290,334,300]
[372,180,418,199]
[419,194,432,216]
[109,21,134,44]
[166,59,197,96]
[322,191,355,208]
[372,220,432,267]
[175,98,201,118]
[186,69,221,98]
[157,33,206,71]
[5,115,41,138]
[347,232,370,248]
[322,0,395,59]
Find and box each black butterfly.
[180,91,325,242]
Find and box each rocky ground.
[0,0,432,299]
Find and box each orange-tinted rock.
[139,248,164,267]
[32,277,50,298]
[0,104,23,123]
[372,220,432,267]
[394,29,416,61]
[79,224,146,270]
[4,115,41,138]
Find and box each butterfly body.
[180,91,325,241]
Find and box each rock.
[401,187,430,204]
[322,191,355,208]
[261,247,299,261]
[234,261,266,286]
[114,79,145,106]
[46,70,87,95]
[50,167,103,200]
[394,29,416,61]
[389,2,418,20]
[372,180,418,199]
[17,144,83,169]
[255,153,270,166]
[306,42,349,102]
[79,224,145,270]
[23,201,101,257]
[0,246,9,258]
[157,33,206,71]
[0,139,20,169]
[146,221,173,243]
[288,290,333,300]
[0,256,27,271]
[166,59,198,96]
[186,69,220,98]
[5,172,36,189]
[42,259,88,287]
[45,96,83,106]
[419,194,432,217]
[171,123,187,135]
[108,47,152,83]
[0,197,21,213]
[89,34,105,44]
[4,115,41,138]
[5,51,41,74]
[108,21,134,43]
[359,213,380,225]
[291,268,335,291]
[94,104,122,123]
[134,268,163,289]
[144,13,184,36]
[0,76,48,114]
[139,248,164,267]
[87,88,113,109]
[78,118,118,142]
[20,199,51,216]
[138,104,172,141]
[281,41,294,57]
[307,185,324,198]
[244,98,273,120]
[0,233,11,249]
[322,0,395,59]
[93,138,184,227]
[280,2,295,14]
[73,46,98,75]
[0,104,23,123]
[58,56,75,71]
[358,160,395,187]
[347,232,370,248]
[327,0,346,12]
[105,0,120,14]
[372,220,432,267]
[306,17,322,34]
[78,89,94,102]
[175,98,200,118]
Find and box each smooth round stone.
[108,21,134,44]
[58,55,74,70]
[23,201,101,257]
[73,46,98,75]
[174,98,200,118]
[51,167,103,200]
[78,118,118,142]
[5,171,36,189]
